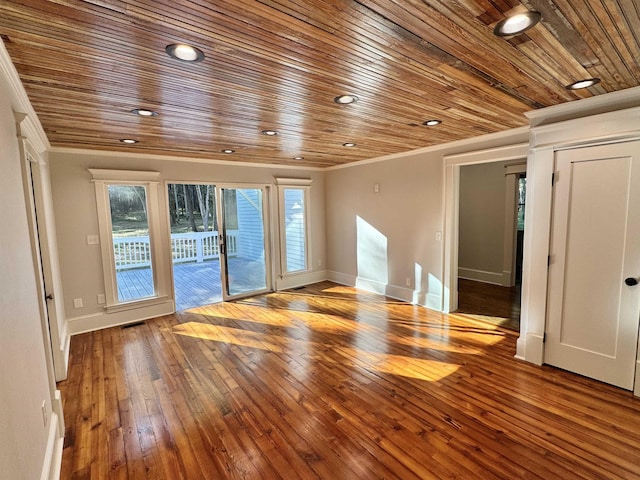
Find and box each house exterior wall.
[235,188,265,261]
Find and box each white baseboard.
[326,271,442,311]
[67,299,175,335]
[275,269,328,291]
[40,410,64,480]
[522,332,544,366]
[326,270,355,287]
[458,267,511,287]
[53,321,70,381]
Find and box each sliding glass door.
[168,183,271,309]
[218,187,270,299]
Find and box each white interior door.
[545,141,640,390]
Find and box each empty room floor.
[58,282,640,479]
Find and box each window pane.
[225,188,267,296]
[109,185,155,302]
[517,176,526,231]
[284,188,307,272]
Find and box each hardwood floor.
[457,278,521,331]
[58,282,640,479]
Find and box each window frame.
[275,177,312,277]
[90,169,168,312]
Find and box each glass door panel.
[168,183,223,310]
[219,187,269,298]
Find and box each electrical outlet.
[405,277,411,287]
[41,401,47,427]
[73,298,83,309]
[86,234,99,245]
[317,259,322,267]
[435,231,442,241]
[97,293,106,305]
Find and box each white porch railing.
[113,230,238,270]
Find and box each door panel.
[546,141,640,390]
[218,187,270,300]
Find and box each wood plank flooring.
[456,278,521,331]
[58,281,640,479]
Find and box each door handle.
[624,277,639,286]
[45,293,53,300]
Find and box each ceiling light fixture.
[566,78,601,90]
[334,94,359,104]
[342,142,357,147]
[131,108,157,117]
[293,156,304,160]
[119,138,139,144]
[261,129,279,136]
[493,11,541,37]
[165,43,205,62]
[221,149,235,154]
[423,119,442,126]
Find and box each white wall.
[0,74,58,480]
[458,160,509,284]
[325,129,529,309]
[325,151,444,308]
[48,150,327,333]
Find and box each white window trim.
[90,169,168,312]
[275,177,312,278]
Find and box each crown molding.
[525,86,640,128]
[0,39,50,152]
[48,146,325,171]
[326,126,530,171]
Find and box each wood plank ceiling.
[1,1,639,168]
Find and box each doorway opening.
[455,162,525,330]
[443,143,529,332]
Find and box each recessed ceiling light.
[131,108,157,117]
[334,94,359,104]
[293,156,304,160]
[566,78,601,90]
[494,11,541,36]
[423,119,442,126]
[165,43,205,62]
[120,138,139,144]
[261,129,279,136]
[342,142,357,147]
[221,149,235,154]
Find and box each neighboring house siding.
[284,189,306,271]
[235,189,264,261]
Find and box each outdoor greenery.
[109,184,238,236]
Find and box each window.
[276,178,311,275]
[517,175,526,231]
[90,169,168,311]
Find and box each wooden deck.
[117,261,222,311]
[117,258,266,311]
[58,282,640,479]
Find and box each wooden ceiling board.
[1,0,639,167]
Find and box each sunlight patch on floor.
[185,301,502,353]
[172,322,460,382]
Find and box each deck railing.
[113,231,238,270]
